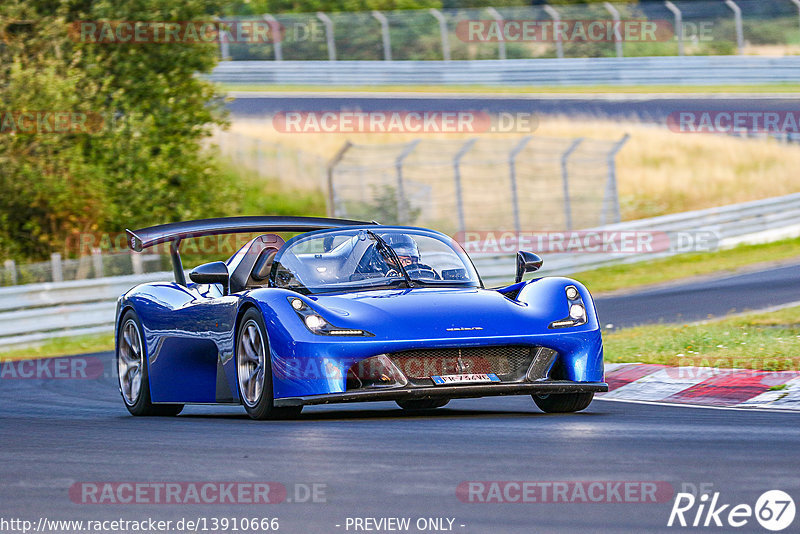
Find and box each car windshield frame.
[268,226,482,294]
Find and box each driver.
[353,233,438,279]
[382,233,420,268]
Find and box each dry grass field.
[227,116,800,221]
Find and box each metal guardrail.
[0,272,169,347]
[1,192,799,348]
[473,192,800,284]
[209,56,800,86]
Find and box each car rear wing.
[126,216,376,285]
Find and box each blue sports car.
[116,216,606,419]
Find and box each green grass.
[219,82,800,94]
[0,333,114,362]
[605,305,800,371]
[5,302,799,371]
[572,236,800,295]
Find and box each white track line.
[594,396,800,413]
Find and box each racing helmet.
[382,233,420,263]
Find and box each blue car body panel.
[116,225,605,405]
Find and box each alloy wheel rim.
[118,319,143,405]
[237,319,266,407]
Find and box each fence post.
[543,5,564,59]
[603,134,629,225]
[603,2,624,58]
[792,0,800,34]
[395,140,420,224]
[3,259,16,285]
[453,139,477,236]
[560,138,584,231]
[216,18,232,60]
[263,14,283,61]
[508,136,533,235]
[664,1,684,56]
[327,141,353,217]
[131,252,144,275]
[316,12,337,61]
[51,253,63,283]
[372,11,392,61]
[724,0,744,55]
[429,9,451,61]
[92,248,104,278]
[486,8,506,60]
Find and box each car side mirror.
[515,251,543,283]
[189,261,230,294]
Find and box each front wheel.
[533,392,594,413]
[117,310,183,416]
[396,398,449,411]
[236,308,302,420]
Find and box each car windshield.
[270,228,480,294]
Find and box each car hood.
[308,286,561,340]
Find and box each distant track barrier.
[1,193,799,348]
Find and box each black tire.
[396,398,450,411]
[236,308,302,420]
[532,392,594,413]
[117,310,183,417]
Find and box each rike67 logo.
[668,490,795,531]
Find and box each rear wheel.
[396,398,449,411]
[117,310,183,416]
[236,308,302,420]
[533,392,594,413]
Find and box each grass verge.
[572,236,800,295]
[0,333,114,362]
[604,305,800,371]
[4,305,799,372]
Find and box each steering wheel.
[405,265,440,280]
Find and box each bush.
[0,0,228,260]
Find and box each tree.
[0,0,228,259]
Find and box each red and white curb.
[599,363,800,410]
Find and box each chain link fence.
[2,131,627,286]
[327,136,628,236]
[220,0,800,62]
[210,129,628,235]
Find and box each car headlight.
[304,314,326,331]
[565,285,580,300]
[549,287,589,329]
[288,297,374,337]
[569,304,586,320]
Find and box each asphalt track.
[2,264,800,532]
[594,262,800,329]
[1,356,799,534]
[226,93,800,124]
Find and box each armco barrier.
[1,192,799,348]
[473,192,800,284]
[0,272,169,347]
[209,56,800,86]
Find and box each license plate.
[431,373,500,385]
